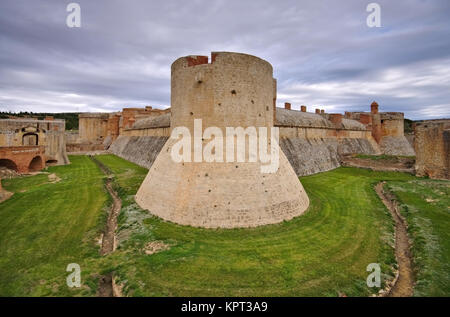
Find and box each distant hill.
[404,118,413,134]
[0,112,80,130]
[0,112,419,134]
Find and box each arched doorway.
[0,159,18,172]
[28,156,43,172]
[46,159,58,166]
[22,133,39,146]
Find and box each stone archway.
[46,159,58,166]
[22,133,39,146]
[28,156,43,172]
[0,159,18,172]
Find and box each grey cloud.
[0,0,449,119]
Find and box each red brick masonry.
[0,146,45,173]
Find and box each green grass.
[386,179,450,296]
[93,154,148,203]
[94,155,418,296]
[0,155,108,296]
[1,154,448,297]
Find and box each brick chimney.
[329,114,343,125]
[315,109,321,114]
[371,101,379,114]
[284,102,291,110]
[320,109,325,114]
[301,105,307,112]
[128,117,136,128]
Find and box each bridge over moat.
[0,146,45,174]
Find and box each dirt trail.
[100,180,122,255]
[0,189,13,203]
[342,156,415,174]
[89,156,122,297]
[375,182,414,297]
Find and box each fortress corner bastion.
[135,52,310,228]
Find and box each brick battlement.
[186,55,209,67]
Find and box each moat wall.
[108,135,168,169]
[414,119,450,179]
[108,106,381,177]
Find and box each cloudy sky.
[0,0,449,119]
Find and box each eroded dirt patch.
[375,182,414,297]
[144,240,170,255]
[90,155,123,297]
[97,274,113,297]
[0,190,13,203]
[342,155,415,173]
[100,180,122,255]
[48,173,61,183]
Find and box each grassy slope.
[0,156,108,296]
[1,153,447,297]
[94,154,148,205]
[386,179,449,296]
[96,154,417,296]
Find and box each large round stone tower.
[135,52,309,228]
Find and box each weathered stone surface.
[280,138,340,176]
[338,137,379,155]
[341,118,366,130]
[78,113,110,144]
[280,137,378,176]
[414,120,450,179]
[0,118,69,168]
[136,139,309,228]
[132,113,170,129]
[68,108,170,153]
[276,108,333,128]
[108,135,168,169]
[136,52,310,228]
[380,136,415,156]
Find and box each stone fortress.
[97,53,416,179]
[0,116,69,174]
[66,107,170,153]
[72,51,421,228]
[1,51,448,227]
[134,52,310,228]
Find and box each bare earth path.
[100,180,122,255]
[375,182,414,297]
[342,156,415,174]
[90,156,122,297]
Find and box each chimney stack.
[320,109,325,114]
[301,105,307,112]
[329,114,343,125]
[371,101,379,114]
[315,108,321,114]
[284,102,291,110]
